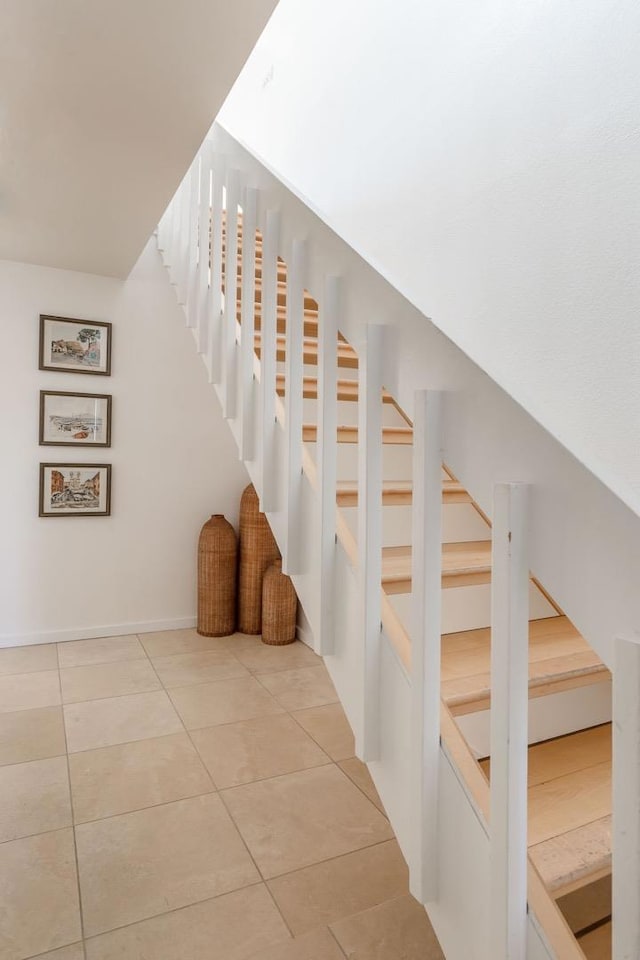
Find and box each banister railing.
[157,123,638,960]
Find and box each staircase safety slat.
[490,482,530,960]
[259,208,281,513]
[409,389,444,904]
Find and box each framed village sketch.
[39,391,112,447]
[39,464,112,517]
[39,315,112,376]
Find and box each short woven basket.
[197,514,237,637]
[262,559,297,646]
[238,484,281,634]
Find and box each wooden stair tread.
[577,921,611,960]
[303,425,413,445]
[250,314,319,338]
[481,726,612,895]
[237,280,317,311]
[480,725,611,788]
[528,760,611,848]
[335,479,470,507]
[530,816,611,896]
[441,617,608,711]
[381,540,492,594]
[275,374,394,404]
[443,650,608,713]
[527,724,611,787]
[254,333,359,369]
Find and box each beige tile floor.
[0,629,445,960]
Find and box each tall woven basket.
[238,484,280,634]
[197,514,237,637]
[262,559,297,646]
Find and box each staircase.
[156,125,640,960]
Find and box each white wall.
[220,0,640,492]
[0,241,248,646]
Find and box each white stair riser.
[456,680,612,759]
[341,502,490,548]
[389,581,558,636]
[305,440,413,482]
[302,396,407,428]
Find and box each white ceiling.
[0,0,277,277]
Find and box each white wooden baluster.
[222,169,242,419]
[167,193,178,283]
[207,152,225,384]
[410,389,443,904]
[490,481,529,960]
[172,178,186,298]
[177,177,190,308]
[240,186,258,462]
[186,160,200,329]
[157,207,168,254]
[195,143,212,354]
[613,635,640,960]
[315,275,340,656]
[357,323,385,762]
[259,209,280,513]
[283,238,307,575]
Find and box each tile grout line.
[80,879,267,947]
[326,922,351,959]
[55,642,88,960]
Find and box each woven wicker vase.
[262,560,297,646]
[197,514,237,637]
[238,484,281,634]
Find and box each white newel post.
[222,168,242,419]
[259,208,280,513]
[207,152,225,385]
[195,142,212,356]
[613,635,640,960]
[410,389,443,904]
[186,160,200,329]
[356,323,385,762]
[240,186,258,462]
[490,482,529,960]
[316,275,340,656]
[283,238,307,575]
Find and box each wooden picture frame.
[39,315,112,376]
[39,463,112,517]
[39,390,112,447]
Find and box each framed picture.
[39,315,112,376]
[39,463,112,517]
[39,391,112,447]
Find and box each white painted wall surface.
[0,241,248,646]
[220,0,640,491]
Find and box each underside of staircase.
[154,126,640,960]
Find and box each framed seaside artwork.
[39,464,112,517]
[39,391,112,447]
[39,315,112,376]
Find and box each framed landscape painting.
[39,391,112,447]
[39,464,112,517]
[39,315,112,376]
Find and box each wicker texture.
[262,560,297,645]
[238,484,281,634]
[197,514,237,637]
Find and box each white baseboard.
[0,616,197,648]
[296,621,315,650]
